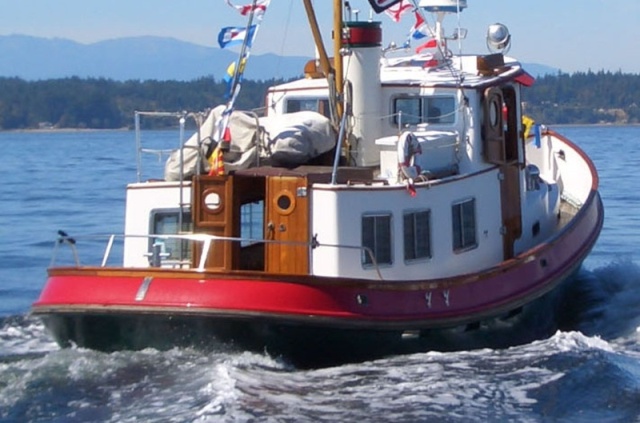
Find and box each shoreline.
[3,122,640,134]
[2,127,132,134]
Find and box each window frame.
[361,213,394,267]
[240,200,264,247]
[148,208,193,263]
[403,209,432,263]
[392,95,457,126]
[285,97,330,118]
[451,198,477,253]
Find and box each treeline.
[522,71,640,124]
[0,76,283,130]
[1,71,639,130]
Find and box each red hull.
[33,191,603,330]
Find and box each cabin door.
[265,176,310,274]
[482,86,523,259]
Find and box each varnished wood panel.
[192,175,235,269]
[265,176,309,275]
[500,164,522,259]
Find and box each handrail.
[50,232,385,280]
[330,106,349,185]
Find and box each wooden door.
[500,165,522,259]
[499,85,523,259]
[482,87,506,164]
[265,176,309,274]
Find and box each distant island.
[523,71,640,125]
[1,71,639,130]
[6,34,638,129]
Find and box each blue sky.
[0,0,638,74]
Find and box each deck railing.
[51,232,385,280]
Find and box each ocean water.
[1,126,639,422]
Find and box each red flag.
[385,0,412,22]
[368,0,404,13]
[416,38,437,54]
[225,0,270,17]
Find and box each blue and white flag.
[409,12,429,40]
[218,25,257,49]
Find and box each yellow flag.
[522,115,535,140]
[208,146,225,176]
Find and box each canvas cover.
[164,106,336,181]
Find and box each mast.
[333,0,344,120]
[302,0,332,79]
[302,0,342,130]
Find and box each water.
[1,126,639,422]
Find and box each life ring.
[397,131,422,184]
[397,131,421,167]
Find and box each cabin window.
[452,199,477,252]
[149,209,193,264]
[393,96,456,126]
[403,210,432,262]
[240,200,264,247]
[286,98,330,118]
[361,214,393,266]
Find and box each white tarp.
[164,106,336,181]
[261,111,336,167]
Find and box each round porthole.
[277,195,291,210]
[203,191,222,213]
[489,100,500,127]
[274,190,295,215]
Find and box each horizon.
[0,0,638,74]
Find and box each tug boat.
[32,0,603,366]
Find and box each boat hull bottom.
[35,277,573,368]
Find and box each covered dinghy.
[164,106,336,181]
[261,111,336,167]
[164,106,260,181]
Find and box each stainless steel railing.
[51,231,385,280]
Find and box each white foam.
[0,316,59,356]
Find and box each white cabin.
[121,18,566,282]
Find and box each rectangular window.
[394,97,422,125]
[393,96,456,126]
[452,199,477,251]
[404,210,431,261]
[426,96,456,124]
[286,98,330,118]
[240,200,264,247]
[362,214,393,266]
[149,209,193,264]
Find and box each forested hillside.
[0,77,282,130]
[522,71,640,124]
[0,71,638,130]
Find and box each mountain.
[0,34,310,81]
[523,63,559,78]
[0,34,558,82]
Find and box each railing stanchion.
[101,235,116,267]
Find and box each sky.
[0,0,639,74]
